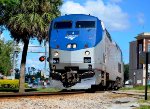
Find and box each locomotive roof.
[53,14,99,21]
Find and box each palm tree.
[0,0,62,93]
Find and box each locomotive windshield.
[76,21,95,28]
[54,21,72,29]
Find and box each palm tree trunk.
[19,39,29,93]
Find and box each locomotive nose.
[65,31,79,40]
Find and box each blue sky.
[1,30,48,74]
[0,0,150,73]
[61,0,150,64]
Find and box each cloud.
[61,1,87,14]
[17,54,46,70]
[60,0,129,31]
[18,42,45,53]
[26,58,49,75]
[137,13,145,25]
[26,59,43,68]
[110,0,122,3]
[16,42,48,71]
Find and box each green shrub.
[0,79,28,88]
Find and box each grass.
[137,105,150,109]
[138,96,150,103]
[120,85,150,91]
[137,96,150,109]
[120,85,150,109]
[35,87,62,92]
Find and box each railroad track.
[0,89,109,98]
[112,91,150,96]
[0,91,86,98]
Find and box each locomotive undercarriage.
[50,66,95,87]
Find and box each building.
[129,32,150,85]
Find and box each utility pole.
[12,52,16,79]
[133,72,136,86]
[12,41,18,80]
[44,40,47,76]
[139,52,149,100]
[145,52,148,100]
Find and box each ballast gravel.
[0,92,139,109]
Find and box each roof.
[135,32,150,40]
[53,14,99,22]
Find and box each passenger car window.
[76,21,95,28]
[54,21,72,29]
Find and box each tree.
[0,39,13,76]
[124,64,129,82]
[0,0,62,93]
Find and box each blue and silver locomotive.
[49,14,123,90]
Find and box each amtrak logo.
[65,32,79,40]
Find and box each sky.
[61,0,150,64]
[0,0,150,74]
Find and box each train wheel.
[88,85,98,93]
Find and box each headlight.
[67,44,71,48]
[54,51,59,57]
[73,44,77,48]
[85,51,90,56]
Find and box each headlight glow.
[85,51,90,56]
[67,44,71,48]
[54,51,59,57]
[73,44,77,48]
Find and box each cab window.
[54,21,72,29]
[76,21,95,28]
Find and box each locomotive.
[49,14,123,90]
